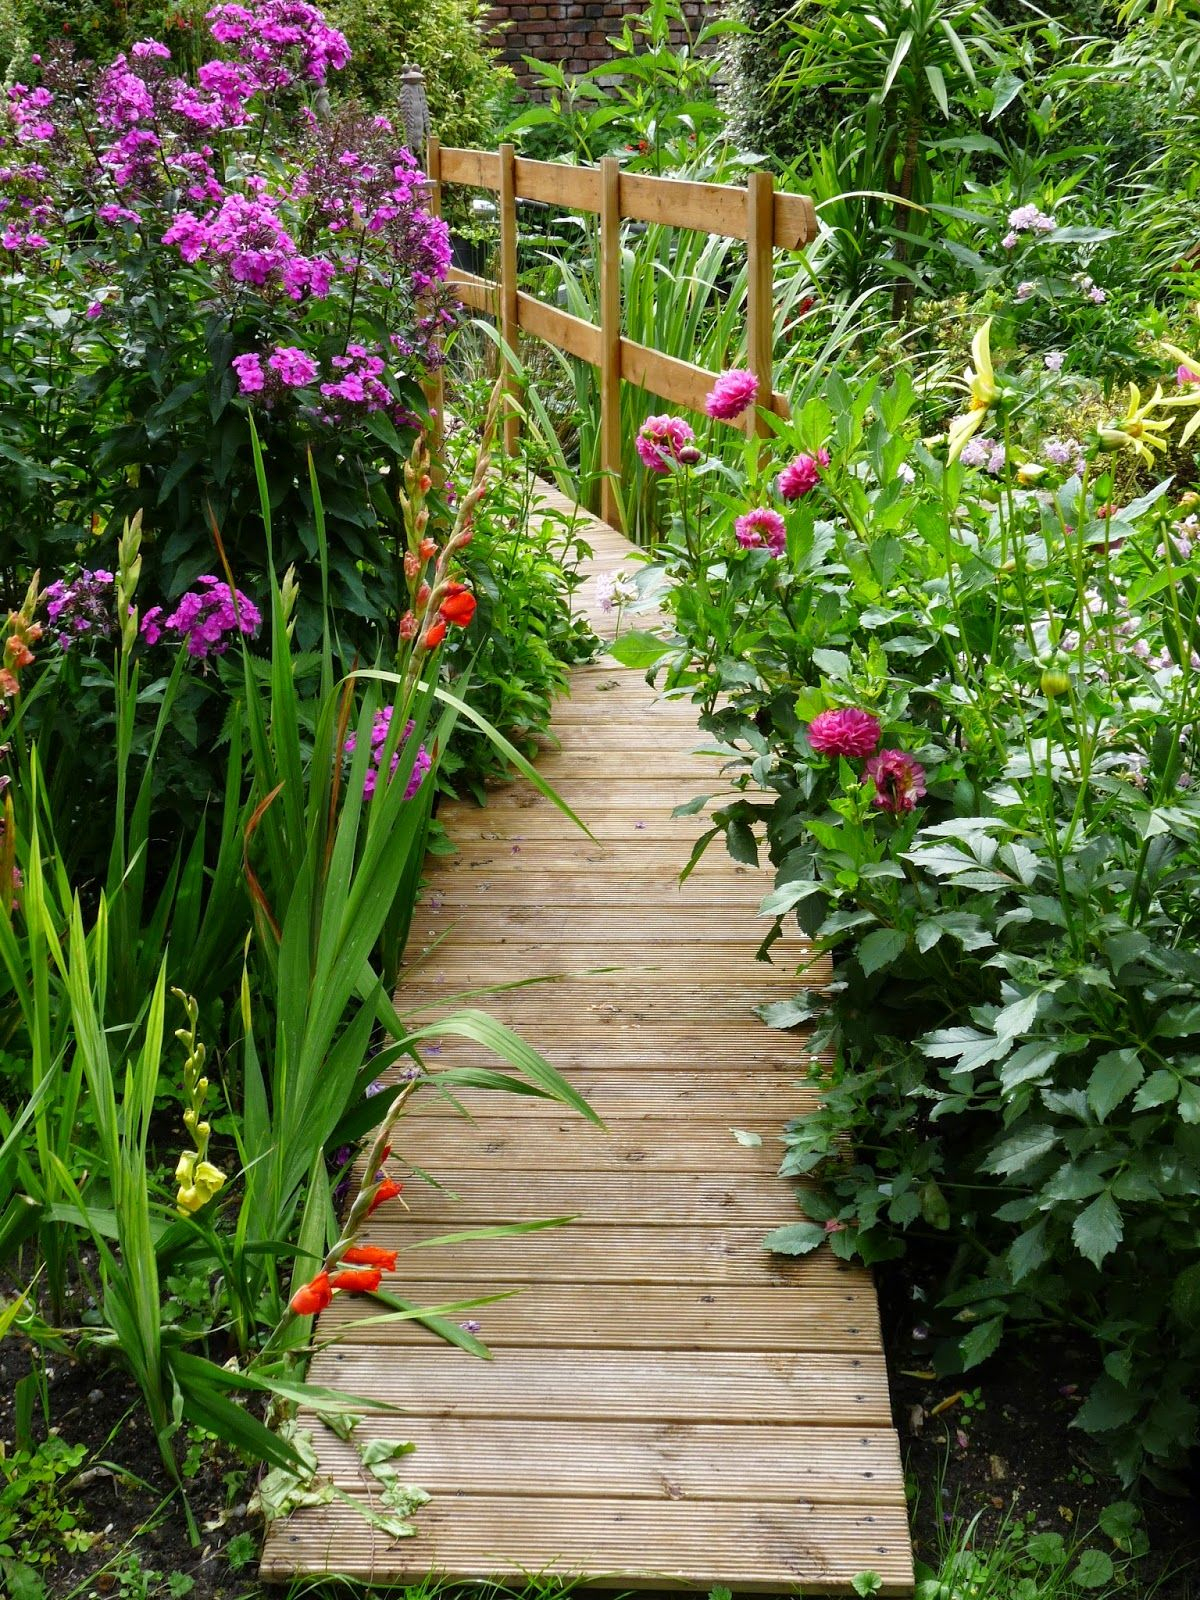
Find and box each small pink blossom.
[778,449,829,501]
[704,368,758,421]
[635,414,695,473]
[866,749,927,813]
[1177,364,1200,387]
[807,708,881,758]
[232,352,266,394]
[734,506,786,556]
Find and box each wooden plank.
[308,1349,893,1425]
[321,1281,879,1349]
[446,268,495,314]
[514,157,601,212]
[409,906,779,942]
[404,1068,811,1118]
[361,1122,793,1172]
[619,171,755,240]
[775,188,819,249]
[336,1167,806,1221]
[516,292,601,365]
[620,337,717,415]
[498,143,520,455]
[439,146,500,190]
[599,156,622,530]
[747,170,775,442]
[335,1224,839,1288]
[261,1496,913,1592]
[302,1417,902,1500]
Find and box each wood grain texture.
[262,483,911,1594]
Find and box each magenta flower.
[866,749,927,813]
[268,344,320,387]
[807,708,881,758]
[232,352,266,394]
[734,506,787,556]
[778,449,829,501]
[344,708,431,801]
[1177,365,1200,387]
[704,368,758,421]
[635,414,695,473]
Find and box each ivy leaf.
[1072,1191,1124,1267]
[762,1222,826,1255]
[959,1315,1004,1370]
[1087,1049,1143,1124]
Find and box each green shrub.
[616,334,1200,1483]
[328,0,509,150]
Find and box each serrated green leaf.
[762,1222,826,1255]
[858,927,906,977]
[1072,1191,1123,1267]
[959,1315,1004,1369]
[1087,1049,1143,1123]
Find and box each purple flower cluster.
[1001,203,1055,248]
[141,576,263,657]
[344,706,432,801]
[208,2,351,89]
[232,342,321,396]
[164,188,335,299]
[42,568,118,650]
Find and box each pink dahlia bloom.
[866,749,927,813]
[734,506,787,556]
[807,708,881,758]
[704,368,758,421]
[778,449,829,501]
[635,414,695,473]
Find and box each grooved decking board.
[261,482,911,1595]
[296,1419,903,1500]
[321,1281,880,1348]
[260,1497,913,1591]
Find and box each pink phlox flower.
[344,707,431,801]
[806,708,882,759]
[734,506,787,556]
[635,414,695,473]
[232,352,266,393]
[704,368,758,421]
[865,749,927,813]
[267,344,319,387]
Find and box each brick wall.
[486,2,714,88]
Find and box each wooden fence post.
[424,131,445,471]
[746,169,775,440]
[599,156,622,531]
[498,141,520,457]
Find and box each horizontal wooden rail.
[428,140,817,531]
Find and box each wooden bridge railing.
[424,141,818,532]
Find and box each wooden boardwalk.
[261,487,912,1593]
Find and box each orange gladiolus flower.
[329,1268,384,1293]
[342,1245,398,1270]
[290,1270,333,1315]
[438,584,477,627]
[367,1177,404,1215]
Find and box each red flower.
[342,1245,398,1270]
[367,1177,404,1215]
[438,584,477,627]
[330,1267,384,1293]
[290,1271,333,1315]
[423,619,447,649]
[418,537,437,560]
